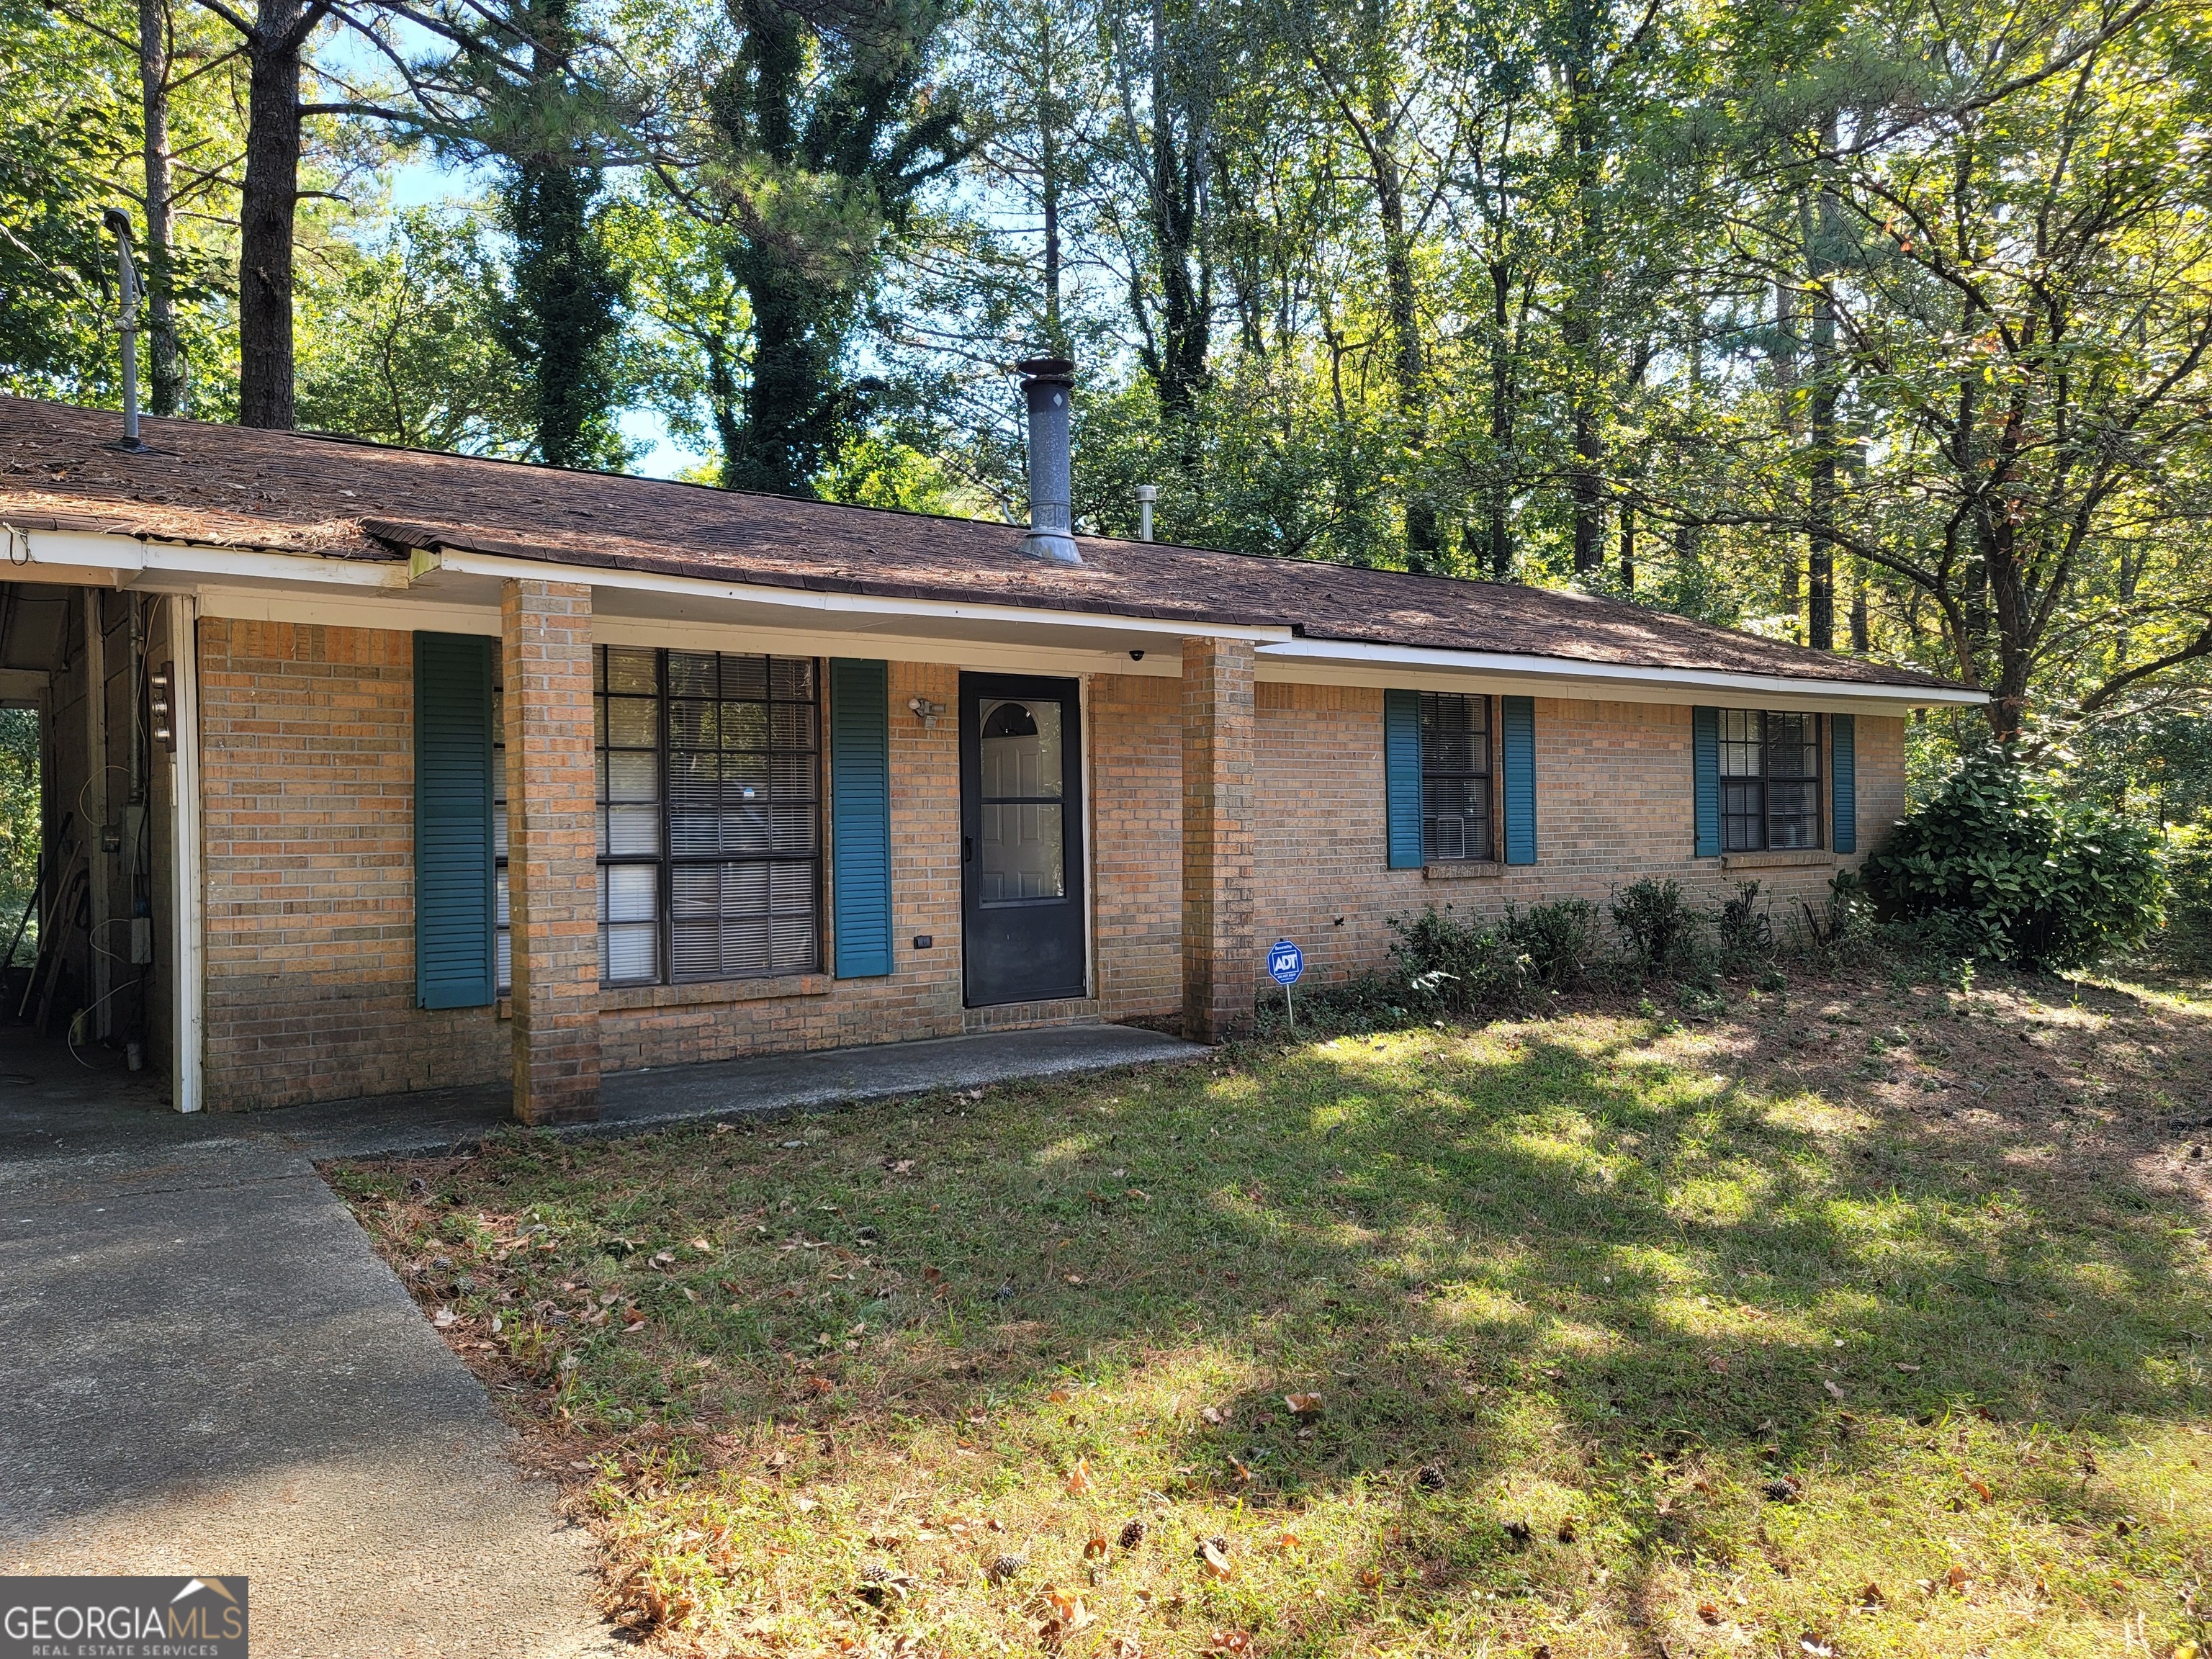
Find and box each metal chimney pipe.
[1134,484,1156,542]
[102,209,143,451]
[1015,356,1079,565]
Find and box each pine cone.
[1118,1518,1146,1550]
[986,1552,1028,1584]
[1416,1463,1447,1492]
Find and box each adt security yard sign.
[1268,939,1304,1026]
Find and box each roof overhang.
[0,526,1984,711]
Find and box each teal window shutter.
[1692,706,1721,857]
[1501,695,1537,865]
[1383,688,1424,868]
[830,658,893,978]
[1830,713,1857,853]
[414,631,495,1010]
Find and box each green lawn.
[333,969,2212,1658]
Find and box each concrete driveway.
[0,1043,618,1658]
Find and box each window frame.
[1717,709,1824,853]
[1419,691,1498,864]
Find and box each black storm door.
[960,674,1086,1006]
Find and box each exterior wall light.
[908,697,945,730]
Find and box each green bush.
[1503,898,1604,990]
[1611,878,1706,974]
[1861,749,2165,972]
[1714,881,1776,962]
[1388,904,1530,1017]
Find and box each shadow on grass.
[331,976,2212,1653]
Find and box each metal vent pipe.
[1015,356,1079,565]
[102,209,143,451]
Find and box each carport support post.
[1180,636,1256,1043]
[500,578,602,1125]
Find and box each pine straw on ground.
[328,963,2212,1659]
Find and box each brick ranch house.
[0,383,1982,1123]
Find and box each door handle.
[963,835,974,863]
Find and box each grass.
[331,965,2212,1658]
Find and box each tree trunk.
[1770,279,1800,626]
[1039,14,1064,356]
[1559,0,1604,575]
[139,0,181,415]
[237,0,306,429]
[1486,256,1514,579]
[1849,563,1869,653]
[1804,114,1840,650]
[1145,0,1208,418]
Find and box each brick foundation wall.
[198,619,506,1110]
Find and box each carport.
[0,574,202,1111]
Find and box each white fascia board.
[418,546,1292,644]
[0,527,408,592]
[1256,637,1984,714]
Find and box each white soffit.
[0,528,1982,711]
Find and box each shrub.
[1611,878,1705,974]
[1861,749,2165,972]
[1715,881,1775,962]
[1388,904,1530,1017]
[1503,898,1604,990]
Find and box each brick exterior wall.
[197,619,507,1110]
[501,580,603,1124]
[193,622,1911,1109]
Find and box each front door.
[960,674,1086,1006]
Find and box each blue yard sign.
[1268,938,1304,1028]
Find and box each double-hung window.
[491,647,822,994]
[601,645,823,985]
[1420,691,1494,862]
[1718,710,1821,851]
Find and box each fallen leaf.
[1275,1532,1300,1551]
[1285,1392,1324,1417]
[1203,1632,1251,1656]
[1697,1601,1721,1624]
[1197,1540,1234,1580]
[1084,1534,1109,1561]
[1823,1380,1845,1401]
[1050,1389,1073,1404]
[1358,1567,1383,1588]
[1228,1456,1252,1483]
[1894,1362,1922,1373]
[1067,1457,1094,1496]
[794,1496,819,1512]
[1064,1274,1087,1285]
[691,1238,713,1253]
[432,1308,457,1329]
[1200,1406,1226,1426]
[1966,1475,1993,1501]
[1859,1581,1884,1606]
[1945,1565,1969,1591]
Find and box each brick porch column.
[1182,635,1256,1043]
[502,578,602,1124]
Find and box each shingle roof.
[0,395,1961,691]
